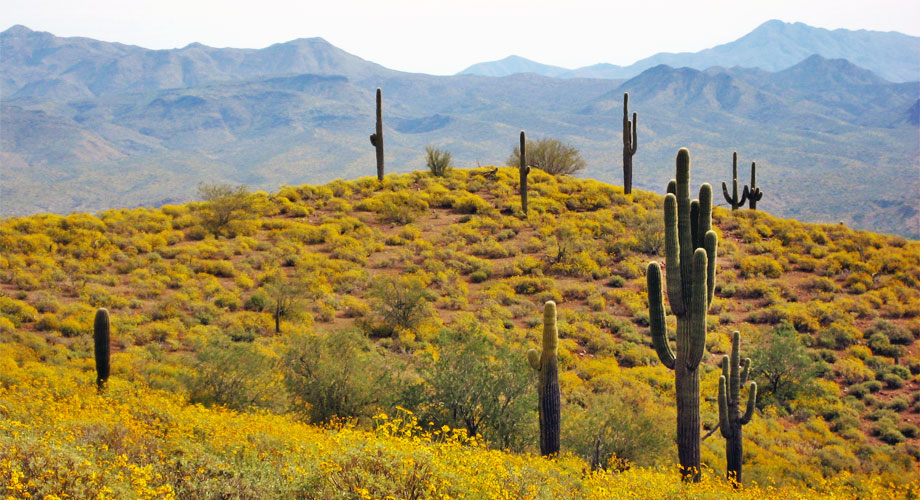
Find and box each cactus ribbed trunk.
[371,88,384,181]
[527,301,560,456]
[622,93,638,195]
[647,148,716,482]
[94,308,111,391]
[519,131,531,216]
[676,352,701,475]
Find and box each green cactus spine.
[519,131,531,215]
[527,301,560,456]
[369,88,384,181]
[94,308,111,391]
[718,331,758,484]
[721,152,749,211]
[622,92,638,195]
[748,162,763,210]
[647,148,717,482]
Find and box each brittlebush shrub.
[740,255,783,278]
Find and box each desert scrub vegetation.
[1,354,916,500]
[1,168,919,495]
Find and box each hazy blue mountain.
[461,20,920,83]
[1,25,395,101]
[457,55,569,78]
[1,26,917,237]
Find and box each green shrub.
[424,145,452,177]
[283,330,394,424]
[868,333,904,358]
[507,137,586,176]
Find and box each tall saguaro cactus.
[647,148,717,482]
[527,301,561,456]
[622,93,638,195]
[747,162,763,210]
[519,131,531,215]
[718,331,758,484]
[721,152,749,211]
[94,308,111,391]
[369,88,384,181]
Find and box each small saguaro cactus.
[721,152,749,211]
[622,92,638,195]
[647,148,717,482]
[718,331,758,484]
[527,301,561,456]
[94,308,111,391]
[519,130,531,215]
[747,161,763,210]
[369,88,384,181]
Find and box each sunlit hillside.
[1,167,918,498]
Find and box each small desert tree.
[283,330,394,424]
[508,138,586,176]
[564,387,672,470]
[366,275,433,336]
[425,145,452,177]
[404,326,534,451]
[197,182,253,235]
[750,322,817,410]
[187,336,282,411]
[263,275,306,334]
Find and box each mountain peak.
[456,55,569,78]
[2,25,34,36]
[778,53,886,86]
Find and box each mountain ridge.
[458,20,920,83]
[1,25,918,238]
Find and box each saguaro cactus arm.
[527,349,540,370]
[741,383,758,424]
[647,262,676,370]
[663,194,685,317]
[718,375,731,438]
[688,249,709,368]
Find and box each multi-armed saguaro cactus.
[747,162,763,210]
[527,301,560,456]
[519,130,531,215]
[369,88,384,181]
[718,331,758,484]
[622,92,638,195]
[94,308,111,391]
[647,148,717,482]
[721,152,749,211]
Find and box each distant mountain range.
[1,23,918,237]
[458,20,920,83]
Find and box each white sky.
[4,0,919,75]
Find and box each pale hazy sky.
[4,0,919,75]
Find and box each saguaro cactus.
[718,331,758,484]
[721,152,749,211]
[747,162,763,210]
[519,131,531,215]
[94,308,111,391]
[622,93,638,195]
[369,88,384,181]
[647,148,717,482]
[527,301,561,456]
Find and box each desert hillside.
[1,167,918,498]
